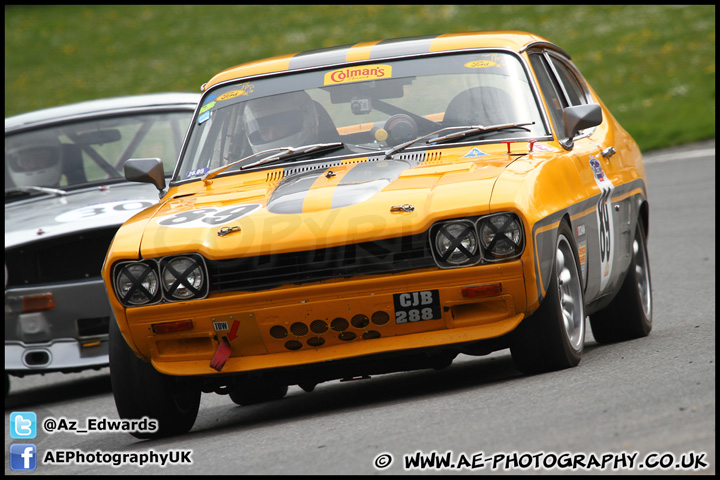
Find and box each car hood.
[5,182,161,249]
[134,149,529,259]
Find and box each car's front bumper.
[5,278,111,374]
[5,339,108,374]
[119,260,531,377]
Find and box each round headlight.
[115,262,159,305]
[479,214,523,259]
[434,221,479,266]
[161,256,205,300]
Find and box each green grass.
[5,5,715,152]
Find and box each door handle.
[601,146,616,159]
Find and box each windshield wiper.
[384,126,461,159]
[428,122,534,145]
[202,142,344,184]
[5,186,68,198]
[240,142,344,170]
[385,122,534,159]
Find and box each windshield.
[5,111,192,192]
[175,51,548,182]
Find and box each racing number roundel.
[55,200,155,223]
[589,156,614,292]
[156,204,261,228]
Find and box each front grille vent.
[6,228,117,287]
[206,231,434,293]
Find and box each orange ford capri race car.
[102,31,652,438]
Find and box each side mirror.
[124,158,166,192]
[561,104,603,150]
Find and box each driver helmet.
[243,91,319,153]
[6,130,63,188]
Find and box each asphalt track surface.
[5,140,715,475]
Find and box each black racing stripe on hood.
[266,169,324,214]
[267,154,426,214]
[331,157,417,209]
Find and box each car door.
[528,49,626,304]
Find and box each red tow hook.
[210,337,232,372]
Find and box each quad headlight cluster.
[429,213,525,268]
[112,215,523,305]
[112,254,208,307]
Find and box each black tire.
[229,382,288,406]
[510,221,586,374]
[109,317,200,438]
[590,221,652,343]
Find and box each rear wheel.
[590,221,652,343]
[109,317,200,438]
[511,221,585,374]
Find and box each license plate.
[393,289,442,324]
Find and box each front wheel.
[510,221,586,374]
[109,317,200,438]
[590,221,652,343]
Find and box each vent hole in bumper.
[23,349,51,368]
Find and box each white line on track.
[643,146,715,164]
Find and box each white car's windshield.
[5,112,192,193]
[175,51,548,182]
